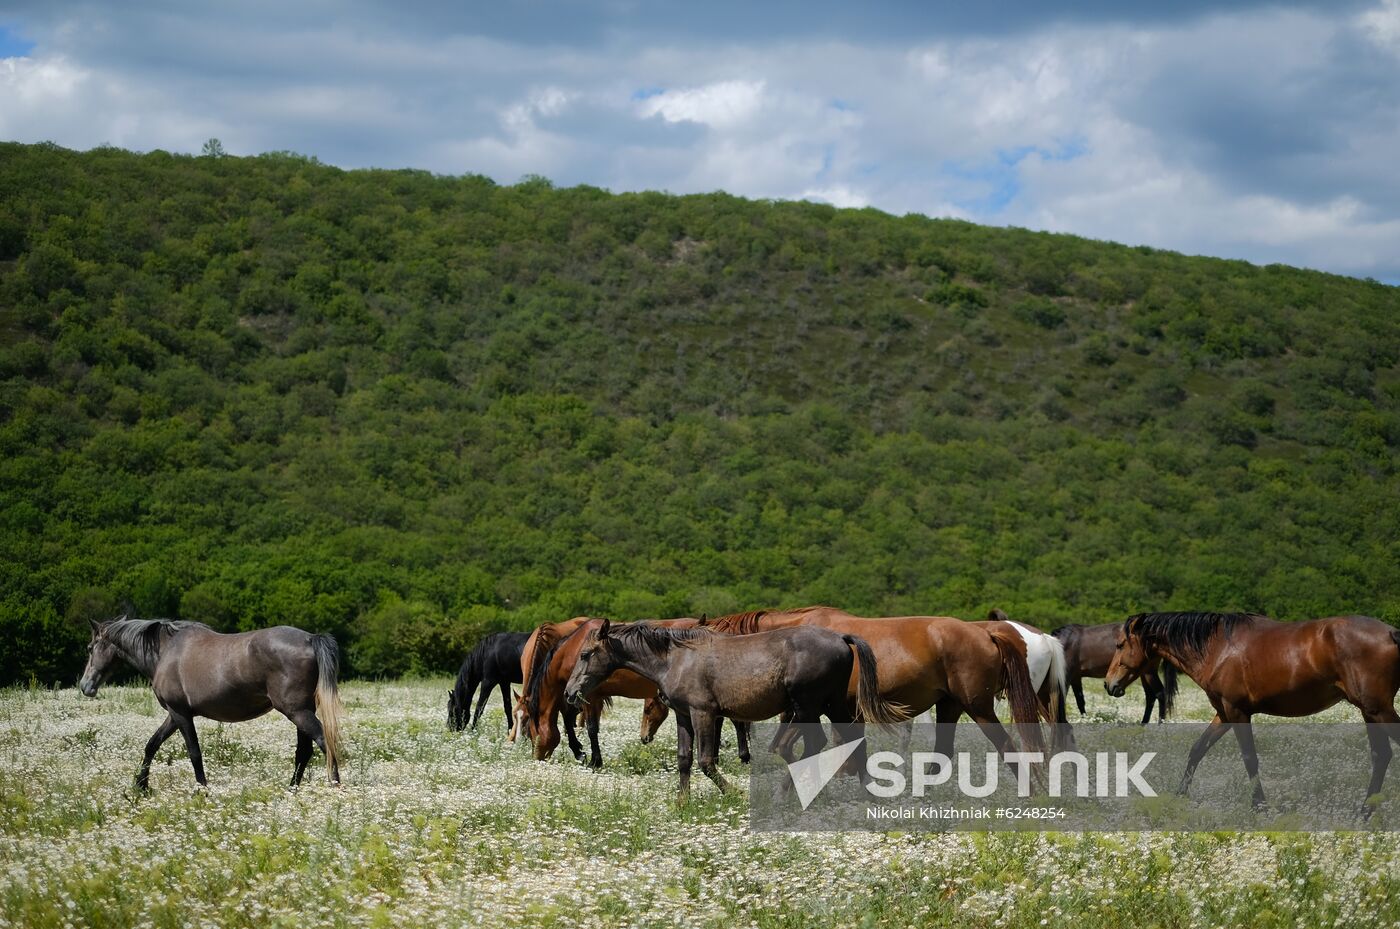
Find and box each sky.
[1,1,1399,281]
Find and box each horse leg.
[498,682,512,730]
[1072,678,1086,716]
[1364,720,1393,801]
[692,710,729,793]
[1228,717,1265,810]
[585,699,603,769]
[171,711,206,786]
[135,712,180,791]
[964,700,1040,787]
[561,705,584,761]
[1140,672,1162,725]
[933,698,962,759]
[676,713,695,805]
[291,730,313,787]
[767,710,794,754]
[471,674,494,730]
[1180,714,1230,796]
[733,720,751,764]
[287,708,338,784]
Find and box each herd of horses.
[78,607,1400,808]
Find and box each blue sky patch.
[0,24,35,58]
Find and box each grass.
[2,679,1399,928]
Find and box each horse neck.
[610,638,673,683]
[1148,638,1205,680]
[110,625,163,678]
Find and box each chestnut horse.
[1105,611,1400,807]
[1051,622,1171,723]
[697,607,1046,759]
[564,618,907,801]
[509,618,659,764]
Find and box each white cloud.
[636,79,766,129]
[800,184,870,209]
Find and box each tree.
[201,138,226,158]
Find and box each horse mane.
[701,606,825,635]
[1161,663,1179,716]
[608,622,712,655]
[524,624,573,721]
[1125,611,1261,659]
[103,618,208,668]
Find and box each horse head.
[78,615,126,698]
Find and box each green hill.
[1,141,1397,683]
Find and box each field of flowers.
[3,678,1400,929]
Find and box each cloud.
[636,79,766,129]
[0,2,1397,279]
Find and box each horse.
[1051,621,1171,723]
[983,609,1072,748]
[518,617,748,766]
[1104,611,1400,807]
[448,631,529,731]
[78,615,344,789]
[563,618,907,801]
[520,617,746,766]
[697,607,1047,761]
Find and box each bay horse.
[1105,611,1400,807]
[563,618,907,801]
[697,607,1047,761]
[1051,621,1171,723]
[448,631,529,731]
[79,616,343,788]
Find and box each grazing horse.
[697,607,1047,760]
[1051,622,1171,723]
[564,619,907,801]
[78,616,343,788]
[448,631,529,731]
[1105,611,1400,807]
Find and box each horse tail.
[987,626,1046,756]
[842,634,909,729]
[311,634,344,783]
[1043,632,1074,751]
[1160,662,1179,718]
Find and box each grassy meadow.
[3,679,1400,929]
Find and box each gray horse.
[563,618,906,801]
[79,615,344,789]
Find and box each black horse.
[449,631,529,731]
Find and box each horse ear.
[88,617,100,633]
[599,618,611,638]
[698,613,709,626]
[988,608,1009,622]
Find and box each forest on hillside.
[1,141,1397,683]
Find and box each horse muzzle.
[79,679,98,698]
[564,688,583,707]
[1104,680,1126,698]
